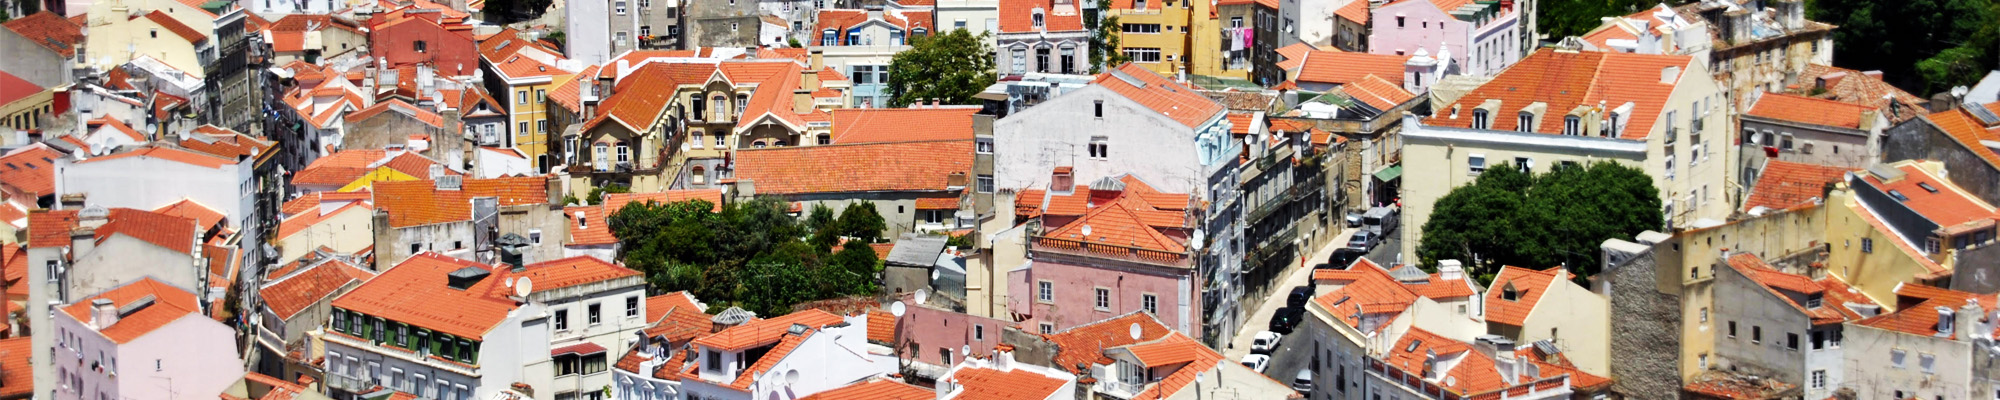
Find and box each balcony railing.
[1032,235,1191,267]
[1097,380,1146,399]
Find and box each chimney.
[1863,70,1885,80]
[90,298,117,328]
[1937,306,1956,337]
[801,62,821,92]
[994,344,1016,371]
[1423,350,1439,379]
[793,88,813,115]
[1051,167,1074,192]
[1661,66,1681,84]
[1476,335,1518,384]
[1439,260,1464,281]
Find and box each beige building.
[1654,203,1828,382]
[274,202,376,265]
[82,6,214,77]
[1403,49,1732,263]
[1483,266,1611,376]
[1822,160,1997,307]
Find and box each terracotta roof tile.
[728,329,812,389]
[179,125,275,161]
[564,206,616,246]
[1094,64,1226,129]
[1795,64,1927,123]
[153,198,228,230]
[1044,312,1171,373]
[373,176,548,227]
[999,0,1086,33]
[261,259,372,319]
[799,377,933,400]
[547,66,601,112]
[347,99,445,128]
[1380,328,1511,395]
[1294,51,1410,86]
[330,253,518,339]
[643,303,714,343]
[277,201,373,240]
[0,337,28,397]
[1123,333,1232,398]
[0,144,63,196]
[1334,0,1368,24]
[1343,74,1416,110]
[829,107,981,144]
[1741,160,1847,212]
[96,208,199,255]
[645,291,702,323]
[27,210,78,248]
[1484,266,1558,327]
[60,278,202,343]
[1857,283,1997,339]
[1310,261,1420,330]
[87,116,145,142]
[514,256,639,289]
[78,146,237,169]
[1724,253,1876,324]
[2,11,83,57]
[1922,108,2000,170]
[1430,49,1691,140]
[1857,163,1998,228]
[734,141,973,195]
[949,362,1071,399]
[866,309,895,343]
[690,309,845,351]
[1746,93,1870,128]
[589,62,714,133]
[814,10,928,44]
[141,11,209,44]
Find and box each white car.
[1240,354,1271,373]
[1251,331,1283,354]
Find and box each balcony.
[1246,185,1302,225]
[1096,380,1147,399]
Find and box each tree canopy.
[609,197,883,316]
[1811,0,1999,92]
[1417,162,1660,284]
[1538,0,1655,39]
[886,29,998,107]
[1087,0,1130,73]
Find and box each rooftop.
[1745,92,1872,129]
[1310,260,1422,331]
[2,11,84,57]
[947,360,1071,400]
[829,107,981,144]
[1856,283,1997,340]
[1484,266,1561,327]
[689,309,845,351]
[733,140,973,195]
[514,256,640,291]
[1741,160,1847,212]
[1043,311,1171,373]
[1093,64,1227,129]
[1293,51,1411,87]
[998,0,1086,33]
[60,278,203,343]
[799,377,933,400]
[0,144,61,196]
[1428,49,1696,141]
[260,259,374,320]
[372,176,549,228]
[1856,162,1997,229]
[329,253,518,340]
[1724,253,1876,325]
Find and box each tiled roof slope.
[278,201,372,239]
[1344,74,1416,110]
[1094,64,1226,129]
[60,278,202,343]
[1124,333,1240,399]
[1295,51,1410,86]
[153,198,228,229]
[1724,253,1874,325]
[261,259,372,319]
[27,210,78,248]
[3,11,83,57]
[999,0,1086,33]
[97,208,199,255]
[1857,283,1997,340]
[1922,107,2000,170]
[1310,261,1421,330]
[1746,93,1870,129]
[142,11,209,44]
[1856,163,1997,228]
[799,377,933,400]
[1038,176,1193,253]
[733,140,973,195]
[0,144,63,195]
[514,256,639,290]
[0,337,28,398]
[180,125,275,161]
[950,362,1071,399]
[1741,160,1847,212]
[690,309,845,351]
[1043,312,1171,373]
[1795,64,1927,123]
[1428,49,1694,140]
[372,176,548,227]
[77,146,238,169]
[829,107,980,144]
[329,253,518,339]
[588,62,715,133]
[1484,266,1559,327]
[645,291,703,323]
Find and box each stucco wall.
[1838,324,1977,400]
[1007,256,1199,339]
[897,302,1012,366]
[1397,121,1648,265]
[1823,189,1938,307]
[68,236,201,301]
[0,28,71,88]
[112,316,246,400]
[1710,259,1810,384]
[1514,273,1611,376]
[278,205,375,264]
[1739,116,1879,169]
[61,156,249,227]
[992,85,1215,194]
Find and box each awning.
[551,342,608,356]
[1372,165,1403,182]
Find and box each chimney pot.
[90,298,117,328]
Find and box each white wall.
[60,155,250,228]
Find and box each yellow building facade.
[1108,0,1194,77]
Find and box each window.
[1781,134,1795,150]
[626,296,640,318]
[1032,11,1044,28]
[1011,47,1028,73]
[693,134,704,149]
[1891,349,1906,368]
[1094,101,1104,118]
[554,308,570,331]
[1039,323,1054,334]
[1515,157,1533,173]
[955,19,967,29]
[1862,238,1874,253]
[616,143,630,163]
[939,348,953,365]
[976,138,994,153]
[1094,288,1110,310]
[1517,112,1534,132]
[537,120,547,133]
[1810,370,1825,389]
[1920,353,1936,374]
[974,324,985,341]
[1060,46,1076,74]
[615,0,626,13]
[1472,109,1490,129]
[977,175,995,193]
[1396,16,1405,27]
[1563,115,1581,135]
[1038,280,1054,302]
[1698,354,1708,369]
[1124,48,1162,63]
[1121,23,1162,33]
[736,93,749,117]
[414,40,427,53]
[1036,46,1051,71]
[1786,333,1799,350]
[706,350,723,372]
[1700,307,1708,323]
[1142,294,1158,314]
[588,303,602,325]
[538,89,547,102]
[1468,154,1486,174]
[518,91,529,105]
[1752,326,1761,343]
[45,261,55,282]
[1089,136,1109,158]
[821,30,837,46]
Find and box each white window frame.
[1038,280,1054,303]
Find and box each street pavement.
[1223,226,1360,380]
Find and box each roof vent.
[446,266,491,290]
[1108,69,1146,88]
[117,294,156,317]
[1866,164,1905,182]
[787,323,810,335]
[437,175,462,191]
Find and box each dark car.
[1328,248,1364,268]
[1268,307,1305,334]
[1286,286,1314,309]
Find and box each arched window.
[1032,9,1045,28]
[691,165,707,184]
[1471,109,1490,130]
[1516,111,1534,132]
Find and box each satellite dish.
[1190,229,1206,251]
[1081,225,1093,237]
[1195,372,1205,385]
[514,277,533,297]
[785,369,800,385]
[1128,323,1142,340]
[931,269,941,280]
[914,289,929,305]
[961,345,971,356]
[890,301,907,317]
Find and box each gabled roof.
[0,144,63,196]
[1856,162,1998,228]
[347,99,446,128]
[1795,64,1927,123]
[563,205,615,246]
[329,253,518,339]
[1334,0,1369,24]
[27,210,78,248]
[277,201,373,240]
[1342,74,1417,110]
[645,291,703,324]
[727,62,811,131]
[1038,176,1193,253]
[1387,264,1478,299]
[1043,312,1171,373]
[1428,49,1695,140]
[3,11,84,57]
[76,146,238,169]
[372,176,549,228]
[1741,160,1847,212]
[1294,51,1410,87]
[733,140,973,195]
[1745,93,1871,129]
[998,0,1086,33]
[281,190,373,217]
[180,125,275,161]
[141,11,209,45]
[814,9,927,44]
[153,198,227,230]
[260,258,373,320]
[587,62,714,133]
[1120,333,1236,399]
[1378,328,1527,396]
[642,297,714,343]
[1724,253,1875,325]
[799,377,933,400]
[1093,64,1227,129]
[1310,261,1422,330]
[948,360,1072,399]
[690,309,845,351]
[96,208,199,255]
[0,337,28,398]
[1921,106,2000,171]
[60,278,203,343]
[828,107,981,144]
[1484,266,1560,327]
[87,116,146,142]
[1856,283,1997,340]
[514,256,640,290]
[547,66,601,112]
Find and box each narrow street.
[1222,226,1359,367]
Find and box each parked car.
[1328,248,1364,268]
[1292,369,1315,394]
[1286,286,1314,309]
[1240,354,1271,373]
[1344,212,1364,228]
[1250,331,1283,354]
[1363,206,1400,234]
[1346,230,1377,252]
[1268,307,1304,334]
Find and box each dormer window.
[1501,281,1519,301]
[1563,115,1581,136]
[1472,109,1490,130]
[1517,112,1534,132]
[821,29,836,45]
[1033,9,1045,28]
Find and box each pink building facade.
[896,298,1014,368]
[51,279,245,400]
[1368,0,1526,76]
[1008,255,1202,339]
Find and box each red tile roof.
[733,141,973,195]
[261,259,372,320]
[1387,264,1478,299]
[643,300,714,343]
[3,11,83,57]
[153,198,227,230]
[347,99,446,128]
[1429,49,1693,140]
[949,362,1071,400]
[645,291,702,323]
[1741,160,1848,212]
[814,10,928,45]
[1294,51,1411,86]
[330,253,518,339]
[372,176,549,227]
[999,0,1086,33]
[563,205,616,246]
[829,107,981,144]
[95,208,199,255]
[1379,328,1520,396]
[514,256,640,289]
[1039,176,1192,253]
[1343,74,1416,110]
[1857,283,1997,340]
[1334,0,1369,24]
[277,201,373,240]
[866,309,896,343]
[87,116,145,142]
[1094,64,1226,129]
[27,210,78,248]
[1746,93,1870,129]
[1310,261,1421,330]
[0,337,28,397]
[1123,333,1236,399]
[1922,108,2000,171]
[1795,64,1927,123]
[1044,312,1171,373]
[547,66,601,112]
[77,146,238,169]
[1725,253,1875,325]
[588,62,714,133]
[0,144,62,196]
[1857,163,1998,228]
[179,125,275,161]
[60,278,202,343]
[1484,266,1559,327]
[690,309,845,351]
[281,190,373,217]
[728,62,813,132]
[141,11,209,44]
[799,377,933,400]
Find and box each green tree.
[826,241,882,295]
[609,196,888,314]
[1417,162,1659,284]
[835,202,887,243]
[481,0,552,23]
[1538,0,1652,39]
[1811,0,1998,91]
[586,184,630,205]
[1088,0,1130,73]
[886,29,997,107]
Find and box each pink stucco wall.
[1368,1,1524,76]
[896,303,1011,366]
[1008,258,1201,339]
[53,312,245,400]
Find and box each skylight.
[1918,182,1938,193]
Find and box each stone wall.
[1603,240,1683,397]
[1882,116,2000,206]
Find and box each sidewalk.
[1221,227,1358,361]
